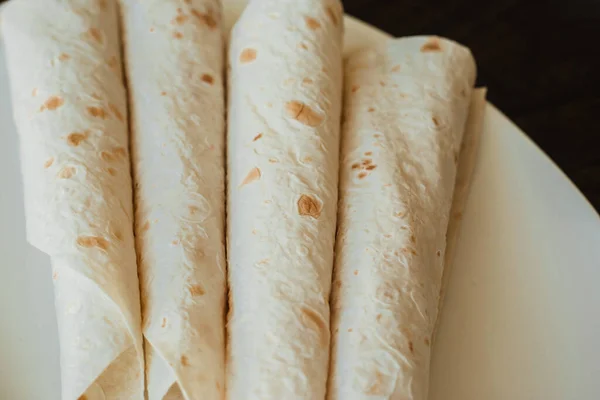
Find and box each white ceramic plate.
[1,1,599,399]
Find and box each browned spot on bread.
[240,48,257,63]
[189,205,200,215]
[173,31,183,39]
[326,6,338,25]
[297,194,321,218]
[77,236,109,250]
[285,101,323,127]
[172,14,189,25]
[189,284,205,296]
[304,16,321,30]
[461,88,467,97]
[409,340,414,353]
[366,165,377,171]
[365,151,372,156]
[149,27,155,32]
[241,167,261,186]
[109,103,124,121]
[379,81,386,86]
[351,85,360,93]
[78,395,88,400]
[391,64,401,72]
[347,328,353,332]
[108,55,118,70]
[87,28,103,44]
[421,37,442,52]
[141,221,150,232]
[334,280,342,290]
[436,250,441,257]
[58,53,70,61]
[40,96,64,111]
[358,172,367,179]
[161,318,167,328]
[107,167,117,176]
[191,8,217,29]
[201,74,214,85]
[268,158,278,163]
[302,77,313,85]
[161,91,167,96]
[113,147,127,159]
[424,337,430,346]
[354,270,358,275]
[410,234,416,243]
[300,307,328,346]
[376,314,382,322]
[44,157,54,168]
[368,107,375,112]
[100,151,114,162]
[57,166,76,179]
[113,229,122,241]
[101,147,126,162]
[253,133,263,141]
[351,163,360,169]
[216,382,221,391]
[66,131,88,146]
[181,355,189,366]
[87,106,107,119]
[366,370,385,395]
[432,116,440,127]
[298,42,308,50]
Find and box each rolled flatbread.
[437,88,487,326]
[226,0,343,398]
[2,1,144,399]
[328,36,477,400]
[119,0,226,399]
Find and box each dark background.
[344,0,599,211]
[1,0,598,210]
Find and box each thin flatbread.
[2,0,144,399]
[328,36,477,400]
[119,0,226,399]
[436,88,487,329]
[226,0,344,398]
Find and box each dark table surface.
[344,0,599,211]
[1,0,598,211]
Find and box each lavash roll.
[328,37,477,400]
[2,1,144,399]
[226,0,343,398]
[119,0,226,399]
[437,88,487,320]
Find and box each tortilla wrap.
[226,0,343,398]
[119,0,226,399]
[2,0,144,399]
[436,88,487,330]
[328,36,477,400]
